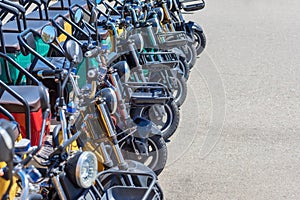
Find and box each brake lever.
[49,131,82,161]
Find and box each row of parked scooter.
[0,0,206,199]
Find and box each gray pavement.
[159,0,300,199]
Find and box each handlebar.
[85,47,102,58]
[37,69,63,78]
[49,130,82,161]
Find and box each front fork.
[108,72,150,155]
[95,97,128,170]
[162,1,175,32]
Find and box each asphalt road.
[159,0,300,199]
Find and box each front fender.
[172,64,184,76]
[171,47,186,59]
[133,117,162,138]
[185,21,204,34]
[149,122,163,136]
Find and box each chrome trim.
[52,175,67,200]
[75,151,98,188]
[17,169,29,200]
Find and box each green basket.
[35,37,50,58]
[0,37,50,84]
[0,52,31,84]
[76,57,99,89]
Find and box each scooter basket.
[156,31,187,48]
[181,0,205,11]
[95,166,162,200]
[101,186,157,200]
[139,51,178,70]
[126,82,172,107]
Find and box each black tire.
[150,71,187,107]
[131,101,180,140]
[178,56,190,80]
[180,42,197,69]
[120,135,168,176]
[193,29,206,56]
[52,124,61,148]
[172,74,187,107]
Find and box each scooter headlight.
[166,0,173,10]
[99,87,118,114]
[66,151,98,188]
[112,61,131,83]
[128,33,144,53]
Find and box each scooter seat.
[33,57,69,72]
[181,1,205,11]
[2,19,49,33]
[49,0,70,10]
[1,32,20,53]
[25,9,69,20]
[0,85,45,113]
[49,0,87,10]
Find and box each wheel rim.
[156,74,183,104]
[193,31,201,50]
[178,60,187,78]
[184,45,193,66]
[142,104,173,134]
[170,76,183,104]
[120,137,160,170]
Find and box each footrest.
[126,82,172,107]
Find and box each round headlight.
[154,8,164,22]
[166,0,173,10]
[148,17,161,34]
[66,151,98,188]
[112,61,131,83]
[128,33,144,53]
[99,87,118,114]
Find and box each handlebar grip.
[37,69,62,78]
[85,47,100,58]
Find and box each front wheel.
[98,169,164,200]
[193,29,206,56]
[120,135,168,176]
[180,42,197,69]
[178,56,190,80]
[150,71,187,107]
[131,101,180,140]
[171,74,187,107]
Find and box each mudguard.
[171,47,186,59]
[172,63,184,76]
[132,117,162,154]
[185,21,204,36]
[133,117,162,138]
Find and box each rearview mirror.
[74,8,84,24]
[64,40,83,64]
[41,25,57,44]
[0,126,14,162]
[92,0,102,4]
